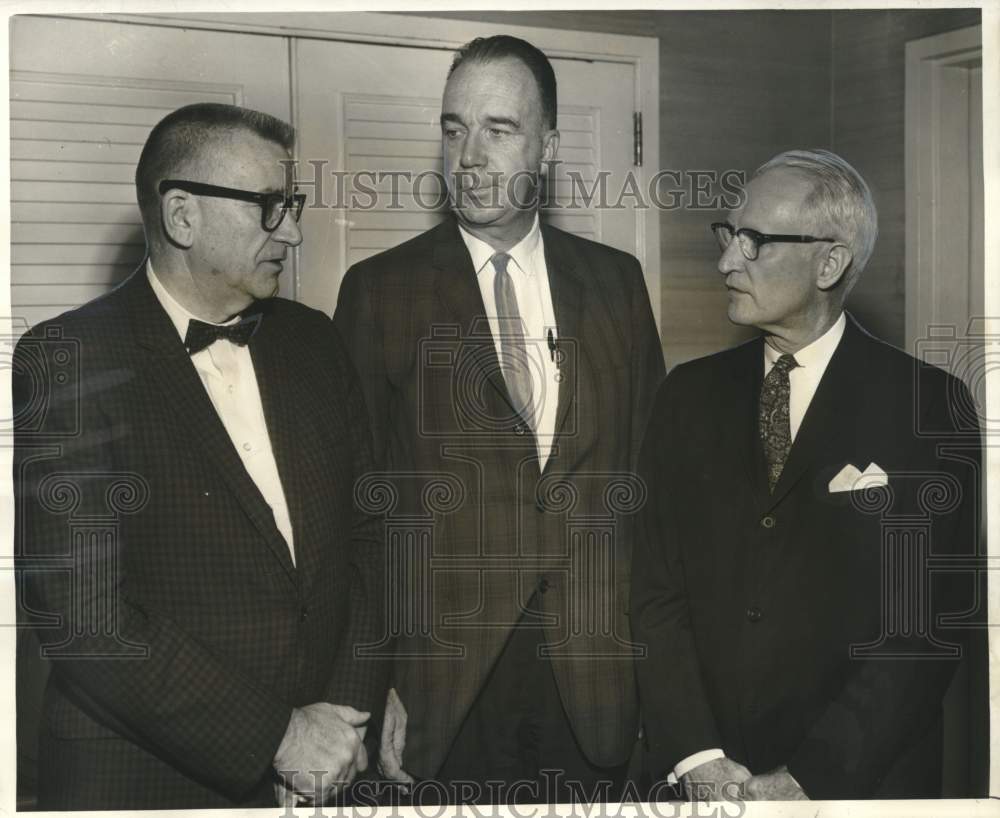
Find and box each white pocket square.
[829,462,888,493]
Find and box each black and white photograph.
[4,1,996,814]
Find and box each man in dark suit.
[14,103,386,809]
[334,36,664,802]
[632,149,981,800]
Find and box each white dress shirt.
[147,262,296,564]
[458,216,560,469]
[671,313,847,782]
[763,312,847,442]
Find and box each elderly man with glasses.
[14,102,386,809]
[632,150,981,800]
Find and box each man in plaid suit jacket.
[14,103,386,809]
[334,37,664,801]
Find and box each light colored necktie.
[491,252,534,427]
[759,353,799,491]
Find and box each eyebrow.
[483,115,521,129]
[439,113,522,130]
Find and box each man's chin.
[251,276,281,301]
[726,302,754,327]
[454,206,508,227]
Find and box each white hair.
[756,149,878,282]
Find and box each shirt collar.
[764,312,847,371]
[458,214,542,278]
[146,259,239,344]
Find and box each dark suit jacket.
[632,315,981,799]
[13,269,387,809]
[333,217,665,778]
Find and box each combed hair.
[756,149,878,279]
[135,102,295,220]
[449,35,557,130]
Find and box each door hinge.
[633,111,643,167]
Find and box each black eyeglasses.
[158,180,306,232]
[711,221,837,261]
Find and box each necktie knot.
[491,252,511,276]
[772,353,799,375]
[184,314,261,355]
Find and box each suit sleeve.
[786,377,982,798]
[13,329,292,800]
[331,265,396,730]
[323,323,389,721]
[631,373,725,779]
[333,265,390,468]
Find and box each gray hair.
[755,149,878,281]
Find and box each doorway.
[904,23,988,798]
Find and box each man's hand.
[378,687,414,784]
[745,767,809,801]
[273,779,300,808]
[273,702,369,803]
[681,756,751,802]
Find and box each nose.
[273,208,303,247]
[717,234,745,276]
[460,131,486,169]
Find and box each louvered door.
[11,17,643,326]
[294,38,637,316]
[10,15,292,332]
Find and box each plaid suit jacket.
[333,217,665,779]
[14,269,387,809]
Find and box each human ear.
[540,128,560,167]
[160,190,196,249]
[817,243,853,291]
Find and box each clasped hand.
[272,702,369,805]
[682,758,808,801]
[378,687,414,785]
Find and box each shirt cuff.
[668,748,726,783]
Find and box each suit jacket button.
[299,607,309,623]
[746,606,762,622]
[513,423,526,435]
[538,577,551,594]
[761,515,775,529]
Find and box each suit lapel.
[764,317,860,511]
[249,312,324,587]
[542,226,584,443]
[728,338,770,513]
[431,219,523,421]
[124,269,297,585]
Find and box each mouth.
[452,187,503,210]
[453,184,498,195]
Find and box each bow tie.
[184,314,261,355]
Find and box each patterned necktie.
[759,353,799,491]
[492,252,534,427]
[184,314,261,355]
